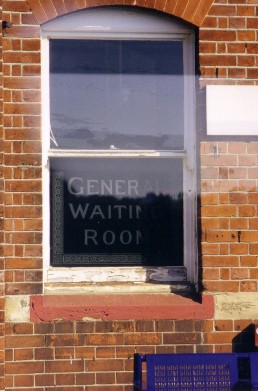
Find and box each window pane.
[50,158,183,266]
[50,40,184,150]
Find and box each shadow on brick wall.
[232,323,255,353]
[232,323,255,385]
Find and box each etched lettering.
[84,230,142,246]
[84,230,97,245]
[66,178,158,196]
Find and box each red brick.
[14,375,34,387]
[214,345,233,353]
[240,281,257,292]
[125,333,161,345]
[163,333,201,345]
[237,5,255,16]
[5,76,40,89]
[176,345,195,353]
[240,256,257,267]
[63,0,78,13]
[247,18,258,28]
[250,244,258,255]
[116,371,132,384]
[14,349,34,361]
[234,319,253,331]
[200,55,236,67]
[239,205,256,217]
[96,372,115,384]
[54,322,74,333]
[76,373,95,386]
[45,360,84,373]
[5,282,42,295]
[86,359,124,372]
[210,5,236,16]
[229,193,248,204]
[228,68,246,79]
[86,334,124,346]
[45,334,79,347]
[9,323,33,334]
[95,347,115,359]
[230,218,248,230]
[202,205,237,217]
[22,13,38,24]
[55,373,76,385]
[175,320,194,332]
[228,17,246,29]
[199,30,236,41]
[215,320,233,331]
[7,26,40,38]
[55,347,75,359]
[3,1,31,11]
[203,268,220,280]
[238,32,256,44]
[4,52,40,64]
[26,0,48,24]
[52,0,67,15]
[231,268,249,280]
[35,374,55,387]
[203,281,239,292]
[38,0,57,19]
[135,320,154,332]
[6,361,44,374]
[195,0,217,26]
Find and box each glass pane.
[50,40,184,150]
[50,158,183,266]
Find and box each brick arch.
[27,0,214,27]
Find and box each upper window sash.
[41,7,195,161]
[49,38,185,152]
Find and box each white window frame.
[41,7,197,293]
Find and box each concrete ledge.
[30,294,214,322]
[215,293,258,320]
[5,296,30,323]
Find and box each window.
[42,7,197,289]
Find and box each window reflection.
[50,40,184,150]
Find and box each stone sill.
[30,293,214,322]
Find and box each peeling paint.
[47,266,187,284]
[45,265,189,295]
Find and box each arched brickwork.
[27,0,214,26]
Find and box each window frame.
[41,7,197,292]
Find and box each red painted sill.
[30,294,214,322]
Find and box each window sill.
[46,266,188,285]
[44,281,192,295]
[30,293,214,322]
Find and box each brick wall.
[4,319,256,390]
[201,142,258,293]
[200,0,258,82]
[199,0,258,294]
[1,0,258,390]
[3,0,42,298]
